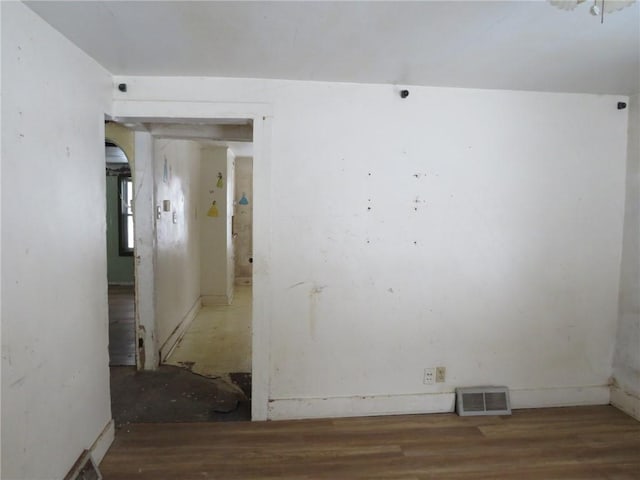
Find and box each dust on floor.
[110,366,251,427]
[165,286,252,378]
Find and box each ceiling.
[26,1,640,95]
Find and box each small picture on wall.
[207,200,219,217]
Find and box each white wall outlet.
[423,368,435,385]
[436,366,446,383]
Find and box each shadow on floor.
[110,366,251,428]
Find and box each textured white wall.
[612,94,640,419]
[1,2,113,477]
[133,132,158,369]
[113,76,628,419]
[154,139,202,348]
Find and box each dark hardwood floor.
[100,405,640,479]
[108,284,136,366]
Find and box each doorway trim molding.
[111,100,273,421]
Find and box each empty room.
[1,1,639,479]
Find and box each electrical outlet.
[423,368,435,385]
[436,366,446,383]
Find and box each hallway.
[165,285,252,379]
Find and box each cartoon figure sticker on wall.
[207,200,219,217]
[239,192,249,205]
[216,172,224,188]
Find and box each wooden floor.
[108,285,136,366]
[100,405,640,479]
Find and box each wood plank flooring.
[100,405,640,479]
[108,284,136,366]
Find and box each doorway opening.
[164,148,254,408]
[106,115,259,423]
[105,134,136,367]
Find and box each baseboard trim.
[108,282,134,286]
[159,297,202,362]
[202,294,231,306]
[91,419,115,465]
[509,385,610,409]
[267,385,610,420]
[610,384,640,421]
[268,393,455,420]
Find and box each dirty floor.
[108,285,253,426]
[165,285,252,377]
[110,366,251,427]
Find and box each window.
[118,175,134,255]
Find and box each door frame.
[110,100,273,421]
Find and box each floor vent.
[63,450,102,480]
[456,386,511,416]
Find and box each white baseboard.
[509,385,610,409]
[610,384,640,421]
[267,385,610,420]
[201,294,231,306]
[268,393,455,420]
[91,419,115,465]
[159,297,202,362]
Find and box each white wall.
[113,77,628,420]
[1,2,113,478]
[154,139,202,350]
[612,94,640,420]
[200,147,235,305]
[133,131,158,368]
[226,149,236,299]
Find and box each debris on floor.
[110,366,251,427]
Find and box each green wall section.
[106,175,134,284]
